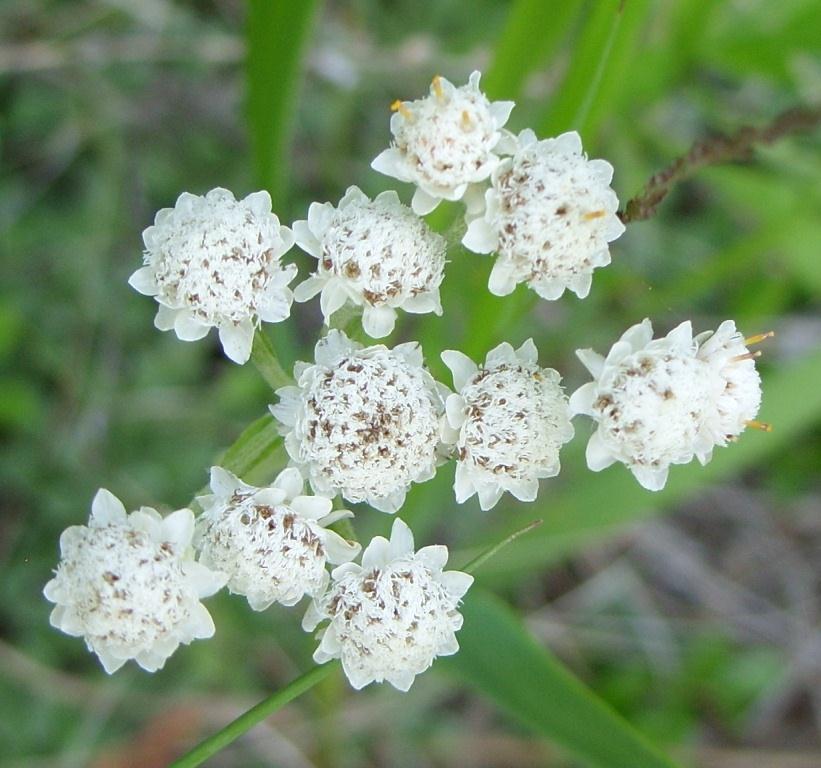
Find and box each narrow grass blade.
[444,589,679,768]
[246,0,320,208]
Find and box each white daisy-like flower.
[463,129,625,300]
[129,187,297,364]
[695,321,766,444]
[292,186,446,338]
[270,330,450,514]
[441,339,574,510]
[303,518,473,691]
[195,466,360,611]
[569,319,724,491]
[43,490,226,673]
[371,71,515,215]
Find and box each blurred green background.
[1,1,820,766]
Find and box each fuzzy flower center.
[324,559,457,677]
[459,363,567,479]
[494,146,613,282]
[594,351,713,467]
[320,199,445,306]
[56,524,192,649]
[199,495,326,601]
[300,352,441,502]
[394,80,498,188]
[150,196,281,325]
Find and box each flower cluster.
[47,70,768,696]
[569,319,765,491]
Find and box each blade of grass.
[246,0,321,209]
[484,0,583,100]
[538,0,652,140]
[444,589,679,768]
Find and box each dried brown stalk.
[619,105,821,224]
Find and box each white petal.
[291,495,333,520]
[91,488,127,526]
[322,530,361,564]
[96,648,128,674]
[440,570,474,600]
[441,350,478,391]
[319,282,349,320]
[411,187,440,216]
[242,189,272,218]
[462,217,498,254]
[575,348,606,378]
[415,545,448,572]
[185,560,228,598]
[210,466,240,497]
[154,304,178,332]
[293,275,326,303]
[307,201,336,237]
[401,291,441,315]
[389,518,414,558]
[292,219,321,259]
[187,601,217,638]
[488,260,517,296]
[555,130,583,155]
[568,381,598,417]
[174,312,211,342]
[361,536,391,569]
[370,148,404,180]
[516,338,538,364]
[272,466,304,500]
[665,320,695,354]
[387,671,416,692]
[218,321,255,364]
[361,305,396,338]
[370,487,407,514]
[161,508,195,550]
[489,100,515,128]
[619,319,654,351]
[302,600,323,631]
[588,158,615,185]
[258,290,293,323]
[631,465,669,492]
[585,430,617,472]
[445,393,468,430]
[128,266,158,296]
[477,483,504,511]
[453,462,476,504]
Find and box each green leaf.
[466,347,821,582]
[444,589,679,768]
[246,0,321,208]
[538,0,653,140]
[216,413,284,485]
[484,0,583,100]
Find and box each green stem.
[461,520,543,575]
[170,662,338,768]
[251,330,293,390]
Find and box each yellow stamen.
[432,74,444,100]
[744,331,775,346]
[461,109,473,129]
[582,210,607,221]
[390,100,413,120]
[746,420,772,432]
[732,350,761,362]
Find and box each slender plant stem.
[170,662,338,768]
[620,105,821,223]
[461,520,543,575]
[251,330,293,390]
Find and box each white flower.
[271,330,450,513]
[129,187,297,364]
[569,319,724,491]
[43,490,226,673]
[303,518,473,691]
[195,466,360,611]
[371,71,515,215]
[441,339,574,510]
[463,129,625,300]
[292,186,446,338]
[695,320,764,442]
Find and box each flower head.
[442,340,574,510]
[569,320,723,491]
[129,187,297,364]
[292,186,446,338]
[695,320,764,442]
[44,490,226,673]
[463,130,625,300]
[195,467,360,610]
[371,71,515,215]
[303,518,473,691]
[271,330,450,513]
